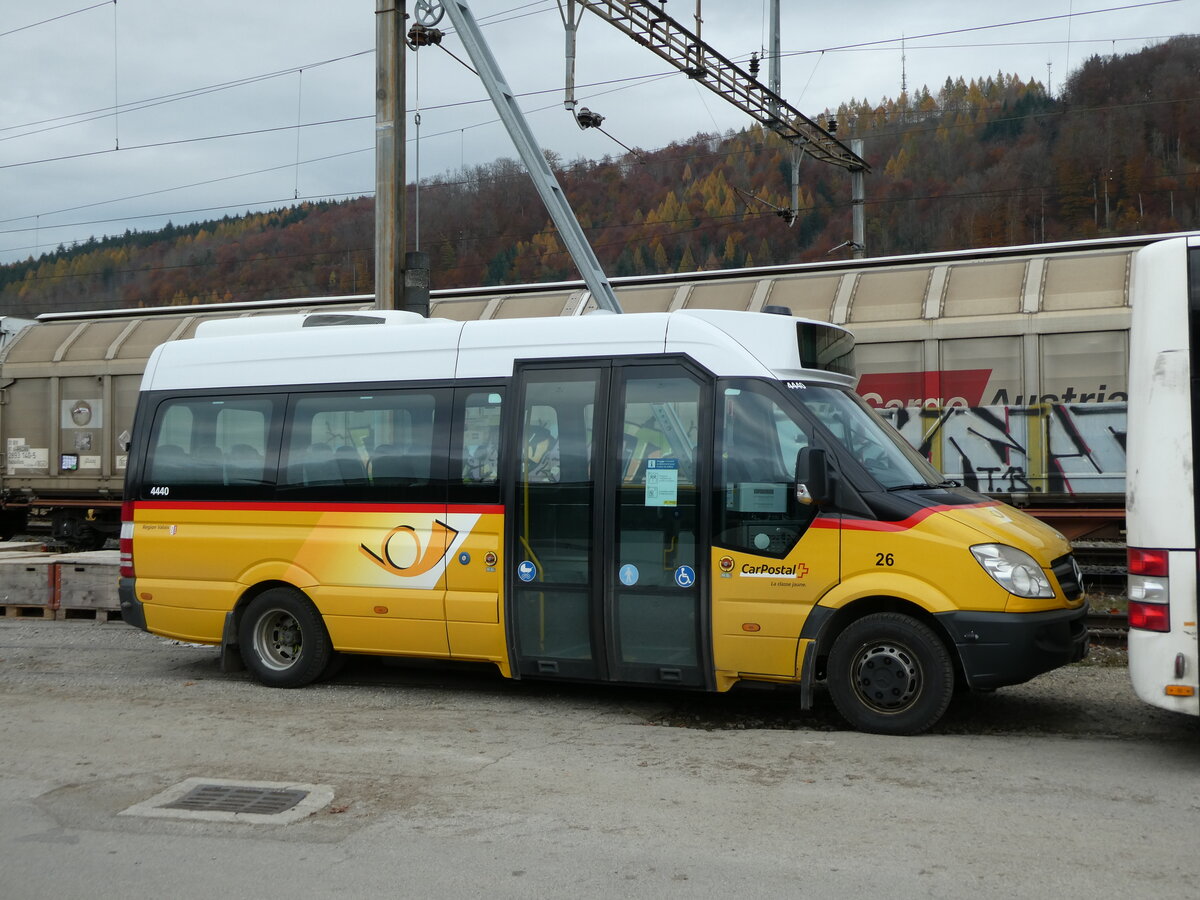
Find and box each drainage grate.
[161,784,309,816]
[120,777,335,825]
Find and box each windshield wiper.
[885,480,960,492]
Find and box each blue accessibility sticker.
[674,565,696,588]
[517,560,537,582]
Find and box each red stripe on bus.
[130,500,994,530]
[813,500,1000,533]
[130,500,506,515]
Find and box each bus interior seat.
[301,443,342,485]
[334,445,368,483]
[149,443,188,481]
[190,442,225,483]
[370,444,426,486]
[226,443,264,484]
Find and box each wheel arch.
[806,594,964,684]
[220,579,312,670]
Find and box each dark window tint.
[451,388,504,503]
[714,380,814,556]
[144,396,277,498]
[280,389,448,502]
[797,322,855,377]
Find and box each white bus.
[1126,234,1200,714]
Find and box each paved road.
[1,620,1197,899]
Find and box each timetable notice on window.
[645,458,678,507]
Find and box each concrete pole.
[375,1,406,311]
[769,0,781,118]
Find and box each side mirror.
[795,447,829,507]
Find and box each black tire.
[319,651,349,682]
[826,612,954,735]
[238,588,333,688]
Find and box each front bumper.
[936,604,1089,690]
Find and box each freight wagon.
[0,232,1180,548]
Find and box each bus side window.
[523,406,561,484]
[456,390,503,496]
[144,397,275,497]
[281,389,447,501]
[715,381,815,556]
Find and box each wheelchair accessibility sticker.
[674,565,695,588]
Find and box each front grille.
[1051,552,1084,600]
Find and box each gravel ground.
[3,620,1199,899]
[0,618,1187,741]
[618,646,1195,739]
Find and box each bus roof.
[139,308,857,392]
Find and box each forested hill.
[2,37,1197,317]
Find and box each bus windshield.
[788,384,946,490]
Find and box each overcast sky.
[0,0,1191,264]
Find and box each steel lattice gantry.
[570,0,868,172]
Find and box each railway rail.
[1084,611,1129,648]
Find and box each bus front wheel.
[826,612,954,735]
[239,588,333,688]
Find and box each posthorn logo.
[361,520,459,577]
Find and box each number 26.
[875,552,894,567]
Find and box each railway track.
[1085,611,1128,648]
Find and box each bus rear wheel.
[826,612,954,735]
[239,588,333,688]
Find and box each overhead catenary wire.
[5,158,1195,268]
[4,80,1195,230]
[0,1,1191,266]
[0,115,375,172]
[0,1,548,144]
[0,49,376,143]
[771,0,1183,59]
[0,0,112,40]
[3,86,1196,253]
[1,2,1181,157]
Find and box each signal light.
[1128,600,1170,632]
[1128,547,1169,577]
[119,501,135,578]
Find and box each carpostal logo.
[741,562,809,578]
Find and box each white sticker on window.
[645,458,678,507]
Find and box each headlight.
[970,544,1055,598]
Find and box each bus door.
[710,379,840,679]
[509,361,711,688]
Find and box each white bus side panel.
[1127,236,1200,715]
[1126,238,1195,551]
